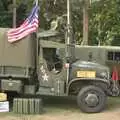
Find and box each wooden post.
[13,0,16,28]
[82,0,90,45]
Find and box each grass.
[0,96,120,117]
[107,97,120,110]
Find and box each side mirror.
[56,48,60,56]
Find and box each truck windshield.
[43,48,63,73]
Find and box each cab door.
[37,47,66,96]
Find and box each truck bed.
[0,28,36,78]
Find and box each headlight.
[100,72,108,79]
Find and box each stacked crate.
[0,93,9,112]
[13,98,43,114]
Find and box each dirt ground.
[0,97,120,120]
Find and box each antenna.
[67,0,71,45]
[66,0,75,62]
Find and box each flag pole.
[36,0,38,5]
[36,0,39,74]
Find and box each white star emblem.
[42,74,49,81]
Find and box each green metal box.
[1,79,22,92]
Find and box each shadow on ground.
[42,96,79,113]
[41,96,120,113]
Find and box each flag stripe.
[7,2,39,43]
[8,28,37,43]
[8,25,37,39]
[8,20,39,36]
[8,28,37,42]
[8,19,39,35]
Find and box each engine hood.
[70,60,110,80]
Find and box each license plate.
[77,71,96,78]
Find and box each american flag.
[7,2,39,43]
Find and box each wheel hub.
[85,93,99,107]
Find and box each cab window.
[108,51,120,61]
[43,48,63,73]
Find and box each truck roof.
[76,45,120,50]
[40,40,65,48]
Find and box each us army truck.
[0,1,118,113]
[0,28,113,114]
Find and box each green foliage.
[0,0,120,46]
[16,2,27,27]
[0,0,12,27]
[89,0,120,45]
[0,0,29,27]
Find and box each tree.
[0,0,120,46]
[89,0,120,46]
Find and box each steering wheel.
[46,59,62,72]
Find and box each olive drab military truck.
[0,0,119,115]
[0,27,116,114]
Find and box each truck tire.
[77,85,107,113]
[13,98,43,114]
